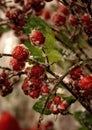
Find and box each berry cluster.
[22,64,50,99]
[47,96,68,114]
[10,45,29,71]
[51,3,92,31]
[3,0,54,38]
[69,67,92,96]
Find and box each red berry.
[57,101,68,112]
[47,101,52,109]
[10,58,25,71]
[29,90,40,99]
[58,4,69,15]
[50,104,59,114]
[0,70,7,84]
[69,15,78,26]
[12,45,29,62]
[22,78,30,95]
[30,78,42,88]
[31,64,45,78]
[79,75,92,90]
[41,84,50,94]
[4,79,10,87]
[53,95,61,105]
[42,10,51,20]
[45,121,53,128]
[52,13,66,26]
[28,0,45,12]
[81,14,91,24]
[69,67,83,79]
[45,121,54,130]
[25,67,32,77]
[30,30,45,46]
[0,111,21,130]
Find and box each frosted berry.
[69,15,78,26]
[69,67,83,79]
[57,101,68,112]
[22,78,30,95]
[53,96,61,105]
[30,30,45,46]
[30,64,45,78]
[41,84,50,94]
[50,104,59,114]
[12,45,29,62]
[24,67,32,78]
[10,58,25,71]
[58,4,69,15]
[79,75,92,90]
[52,13,66,26]
[29,90,40,99]
[30,78,42,88]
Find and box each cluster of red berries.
[47,95,68,114]
[22,64,50,99]
[52,4,69,26]
[69,67,92,96]
[51,3,92,29]
[4,0,43,37]
[10,45,29,71]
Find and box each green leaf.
[78,127,88,130]
[33,96,51,115]
[0,26,9,32]
[74,111,92,130]
[23,16,58,63]
[25,40,45,62]
[57,28,75,50]
[45,49,62,62]
[64,96,76,105]
[76,32,88,48]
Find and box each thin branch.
[0,53,11,58]
[0,66,12,71]
[42,47,49,65]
